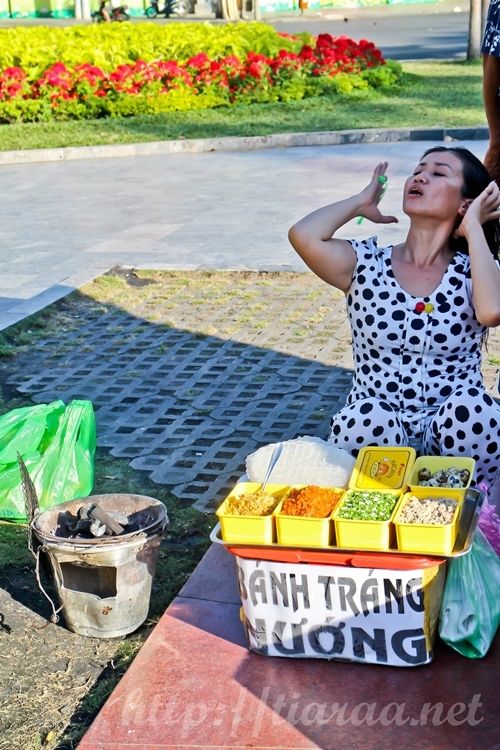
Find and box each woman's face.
[403,151,466,221]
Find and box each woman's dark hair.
[421,146,500,259]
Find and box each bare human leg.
[482,53,500,185]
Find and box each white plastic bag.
[246,436,355,488]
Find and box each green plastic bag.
[439,530,500,658]
[0,400,96,522]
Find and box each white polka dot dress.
[329,237,500,490]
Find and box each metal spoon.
[260,442,283,493]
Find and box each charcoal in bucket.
[31,494,168,638]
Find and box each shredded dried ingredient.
[225,490,279,516]
[398,495,457,525]
[281,486,343,518]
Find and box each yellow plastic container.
[274,488,345,548]
[349,446,416,492]
[409,456,475,492]
[216,482,287,545]
[394,487,464,555]
[333,489,400,551]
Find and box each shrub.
[0,27,402,123]
[0,23,310,72]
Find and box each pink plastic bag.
[477,482,500,556]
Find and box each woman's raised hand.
[456,180,500,238]
[356,162,398,225]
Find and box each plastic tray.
[210,487,484,565]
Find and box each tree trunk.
[468,0,482,59]
[481,0,489,36]
[468,0,492,59]
[222,0,239,19]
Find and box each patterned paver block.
[6,273,361,511]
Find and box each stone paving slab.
[0,127,489,167]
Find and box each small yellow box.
[409,456,475,492]
[394,487,464,556]
[333,489,400,551]
[349,446,416,492]
[274,488,345,548]
[216,482,287,545]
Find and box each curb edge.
[0,126,489,165]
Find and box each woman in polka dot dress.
[288,147,500,504]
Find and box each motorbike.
[145,0,191,17]
[92,1,130,21]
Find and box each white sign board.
[236,557,445,667]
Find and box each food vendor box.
[216,482,287,545]
[393,487,465,556]
[236,553,446,667]
[274,487,345,548]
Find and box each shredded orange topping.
[281,486,343,518]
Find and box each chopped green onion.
[338,490,397,521]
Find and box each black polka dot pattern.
[329,237,500,490]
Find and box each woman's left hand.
[455,180,500,237]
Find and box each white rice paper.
[245,436,355,489]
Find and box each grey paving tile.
[6,285,75,315]
[0,312,30,330]
[0,298,22,312]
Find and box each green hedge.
[0,22,312,75]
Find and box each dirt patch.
[0,569,122,750]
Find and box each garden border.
[0,125,489,165]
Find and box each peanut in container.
[393,487,464,555]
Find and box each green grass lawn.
[0,60,485,151]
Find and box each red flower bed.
[0,34,391,122]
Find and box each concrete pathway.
[0,136,489,331]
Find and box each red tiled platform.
[78,544,499,750]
